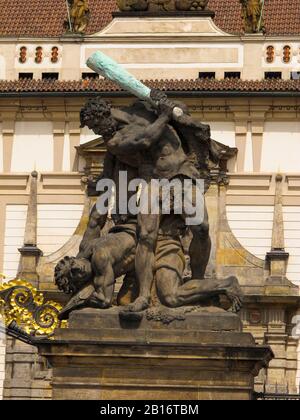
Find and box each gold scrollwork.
[0,279,67,337]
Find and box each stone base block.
[38,308,273,400]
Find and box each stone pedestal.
[38,308,273,401]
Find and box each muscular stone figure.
[55,224,137,319]
[154,215,243,312]
[80,99,173,310]
[55,93,243,319]
[109,115,210,313]
[79,94,234,315]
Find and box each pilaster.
[251,121,264,172]
[1,116,15,173]
[234,121,248,172]
[68,120,81,172]
[52,116,66,172]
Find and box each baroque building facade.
[0,0,300,399]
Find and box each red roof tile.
[211,0,300,36]
[0,0,117,37]
[0,0,299,37]
[0,78,299,95]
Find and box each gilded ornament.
[65,0,90,34]
[0,279,67,337]
[240,0,265,33]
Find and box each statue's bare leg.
[77,204,107,259]
[126,212,160,313]
[156,241,242,312]
[157,272,242,313]
[93,271,114,309]
[186,199,211,279]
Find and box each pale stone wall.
[0,123,3,172]
[14,43,63,72]
[0,18,300,81]
[1,42,79,80]
[0,118,88,175]
[261,122,300,173]
[0,43,17,80]
[80,126,97,145]
[37,204,84,255]
[5,118,300,176]
[206,120,300,174]
[243,130,254,172]
[227,205,300,288]
[262,42,300,75]
[0,54,5,79]
[61,43,82,80]
[3,205,27,279]
[11,122,54,173]
[284,207,300,287]
[62,129,71,172]
[227,205,273,260]
[208,121,236,148]
[243,41,264,80]
[2,203,84,277]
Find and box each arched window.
[19,46,27,64]
[266,46,275,63]
[283,45,291,63]
[35,46,43,64]
[51,47,59,63]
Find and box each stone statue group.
[55,91,243,320]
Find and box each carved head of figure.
[55,256,93,295]
[80,98,118,141]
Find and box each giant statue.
[55,52,243,321]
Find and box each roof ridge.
[1,78,300,94]
[0,0,299,37]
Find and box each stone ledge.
[112,10,216,18]
[36,307,273,400]
[66,306,243,333]
[38,329,273,400]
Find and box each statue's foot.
[220,292,243,313]
[230,294,243,313]
[90,291,111,309]
[58,302,84,321]
[119,310,144,322]
[123,296,150,313]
